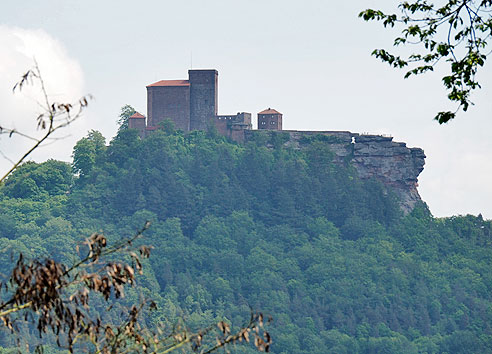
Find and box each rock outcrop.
[244,130,426,213]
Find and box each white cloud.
[0,26,89,178]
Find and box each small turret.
[128,112,146,137]
[257,108,282,130]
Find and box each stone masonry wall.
[147,86,190,131]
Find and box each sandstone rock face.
[244,130,426,213]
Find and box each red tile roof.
[258,108,282,115]
[129,112,145,119]
[146,79,190,87]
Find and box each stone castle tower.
[258,108,283,130]
[146,69,219,132]
[189,70,218,131]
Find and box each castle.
[128,69,282,142]
[128,69,426,212]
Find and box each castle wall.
[147,86,190,131]
[237,112,252,126]
[229,125,250,143]
[189,70,218,131]
[214,115,234,136]
[214,113,252,142]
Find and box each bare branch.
[1,63,92,184]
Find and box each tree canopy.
[1,128,491,352]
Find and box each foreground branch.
[0,62,92,183]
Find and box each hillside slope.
[0,129,491,353]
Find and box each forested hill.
[1,128,492,353]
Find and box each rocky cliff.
[244,130,426,213]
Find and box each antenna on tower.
[190,51,193,69]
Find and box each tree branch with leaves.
[360,0,492,123]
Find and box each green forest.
[1,127,492,353]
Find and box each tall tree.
[72,130,106,178]
[117,104,137,132]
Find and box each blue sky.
[1,0,491,218]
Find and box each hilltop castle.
[129,69,282,142]
[128,69,426,212]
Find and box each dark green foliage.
[2,160,72,200]
[1,129,492,353]
[157,119,176,134]
[117,104,136,132]
[72,130,106,179]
